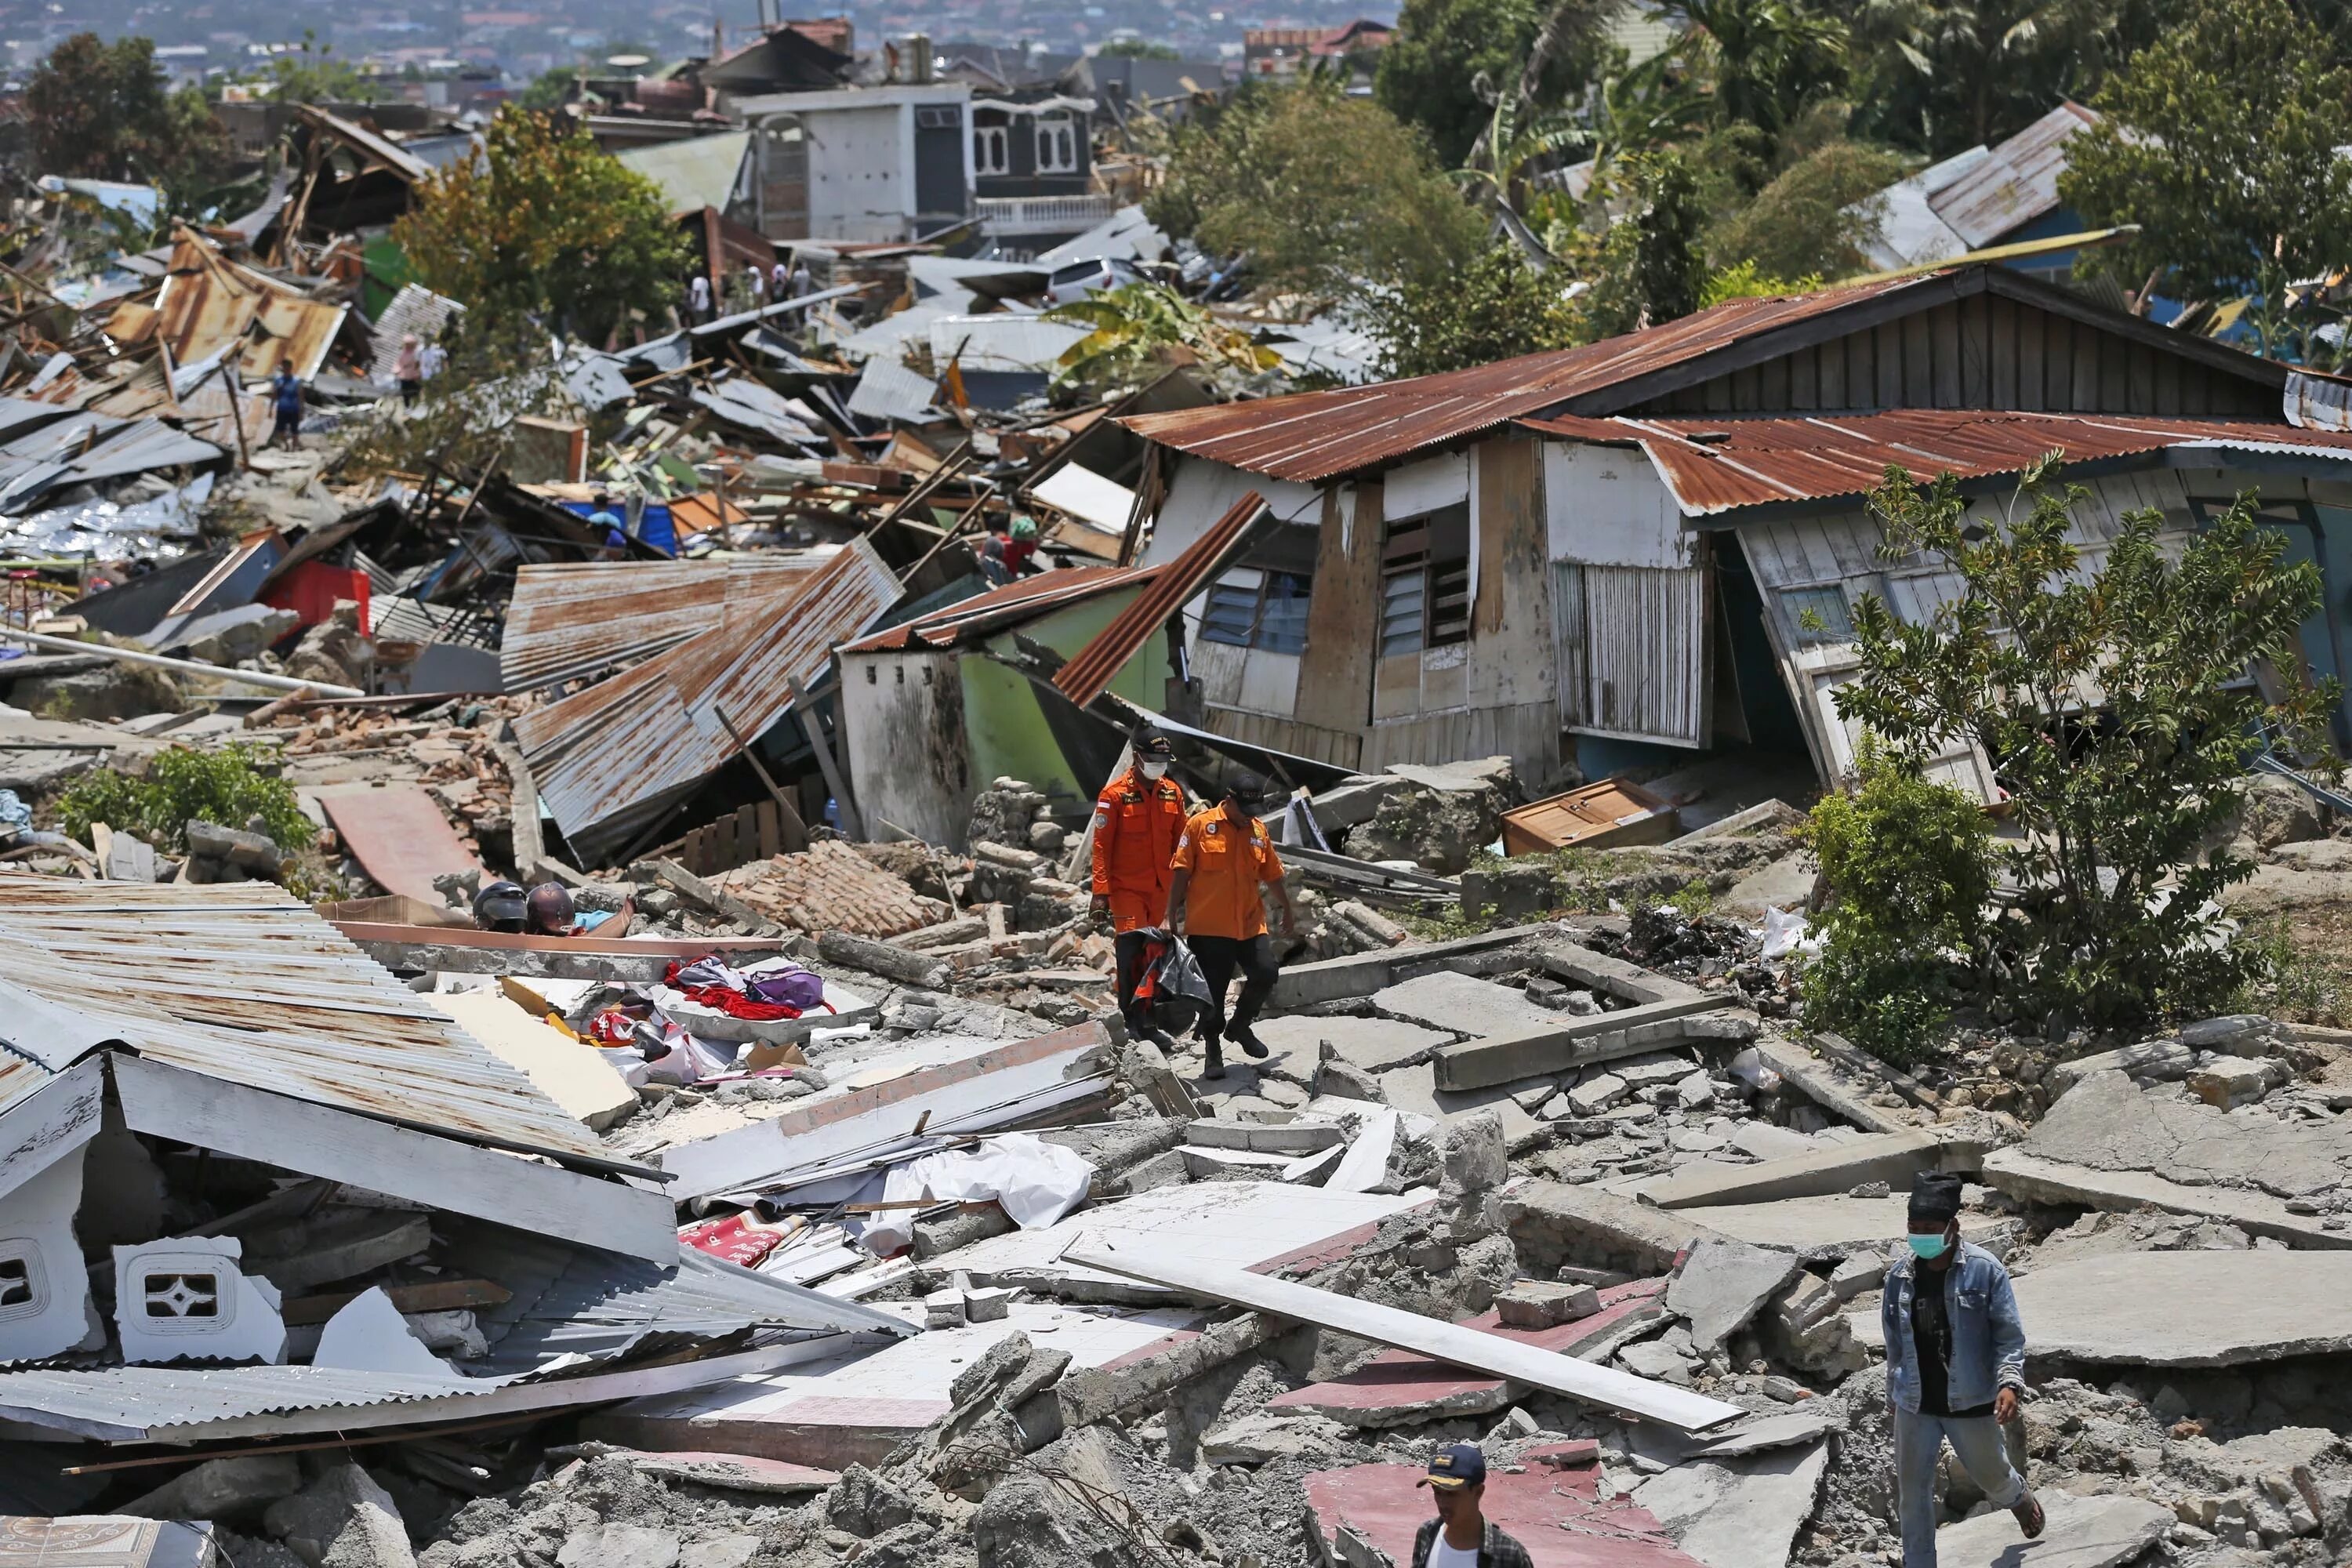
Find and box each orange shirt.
[1090,767,1189,931]
[1171,805,1284,939]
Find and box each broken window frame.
[1378,503,1471,657]
[1035,112,1080,174]
[1200,568,1312,655]
[974,122,1011,176]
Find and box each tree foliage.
[1374,243,1584,377]
[1099,38,1182,59]
[1581,151,1712,336]
[26,33,232,197]
[1041,281,1281,397]
[1677,0,1849,136]
[1146,82,1484,297]
[1835,0,2157,154]
[1802,737,1998,1061]
[1374,0,1553,166]
[392,109,690,347]
[241,32,374,103]
[1835,457,2338,1032]
[1707,137,1906,279]
[57,744,314,855]
[2060,0,2352,309]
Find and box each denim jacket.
[1881,1240,2027,1416]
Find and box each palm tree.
[1675,0,1849,135]
[1841,0,2125,153]
[1040,282,1282,398]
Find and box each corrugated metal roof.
[513,539,902,860]
[293,103,431,183]
[1929,103,2098,250]
[848,354,942,423]
[930,314,1088,373]
[1120,275,1929,483]
[618,131,752,215]
[0,878,625,1168]
[0,413,227,514]
[838,564,1156,654]
[149,237,347,383]
[501,555,826,692]
[1518,409,2352,515]
[367,285,465,383]
[1054,491,1265,705]
[0,1365,497,1440]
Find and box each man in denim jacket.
[1882,1173,2044,1566]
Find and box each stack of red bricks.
[715,838,950,938]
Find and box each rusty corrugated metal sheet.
[0,877,633,1169]
[1930,103,2098,249]
[500,555,823,692]
[151,236,347,381]
[514,538,902,861]
[1119,277,1928,483]
[838,564,1158,655]
[1054,492,1266,706]
[1518,410,2352,515]
[294,102,433,183]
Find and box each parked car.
[1046,255,1146,305]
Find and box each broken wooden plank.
[642,858,783,935]
[1062,1245,1744,1432]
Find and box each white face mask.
[1139,759,1168,779]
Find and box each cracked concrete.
[2024,1069,2351,1200]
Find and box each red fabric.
[679,1212,788,1267]
[586,1010,642,1045]
[662,960,805,1020]
[260,561,372,635]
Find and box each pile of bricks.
[715,838,950,938]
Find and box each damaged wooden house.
[0,877,908,1446]
[1111,260,2352,797]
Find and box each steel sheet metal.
[1929,103,2098,250]
[513,539,901,860]
[1054,492,1265,706]
[1120,277,1923,483]
[500,556,824,693]
[1517,410,2352,515]
[0,877,626,1168]
[838,564,1155,655]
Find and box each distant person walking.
[688,271,713,324]
[789,255,813,298]
[269,361,303,451]
[393,333,423,406]
[770,259,792,303]
[1886,1173,2045,1566]
[743,262,768,312]
[419,336,448,384]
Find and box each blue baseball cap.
[1421,1443,1486,1490]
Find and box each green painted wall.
[960,589,1163,811]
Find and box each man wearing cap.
[1883,1172,2043,1566]
[1091,731,1189,1046]
[1165,771,1299,1078]
[1412,1444,1532,1568]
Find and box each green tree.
[1678,0,1849,137]
[516,65,583,110]
[391,109,691,347]
[1375,243,1584,376]
[1374,0,1550,167]
[1147,81,1484,297]
[1708,137,1906,278]
[1041,281,1281,397]
[1835,0,2147,154]
[2060,0,2352,311]
[1836,457,2339,1032]
[254,32,373,103]
[1581,150,1711,336]
[1098,38,1182,59]
[25,34,234,219]
[1802,736,1998,1060]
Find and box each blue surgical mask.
[1908,1232,1951,1261]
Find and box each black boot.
[1230,1022,1270,1059]
[1202,1042,1226,1079]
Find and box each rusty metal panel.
[836,564,1155,655]
[1119,278,1925,483]
[1519,411,2352,516]
[1930,103,2098,250]
[514,539,902,861]
[151,236,344,380]
[1054,491,1266,706]
[500,557,822,692]
[0,877,632,1169]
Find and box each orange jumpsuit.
[1090,767,1189,932]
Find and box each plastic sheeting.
[0,473,214,559]
[863,1133,1095,1253]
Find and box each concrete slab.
[1253,1015,1451,1075]
[1929,1493,2169,1568]
[1730,1124,1820,1161]
[593,1301,1194,1465]
[1665,1239,1801,1350]
[2011,1250,2352,1367]
[1980,1148,2352,1250]
[2044,1040,2195,1097]
[2024,1068,2351,1198]
[1433,1001,1737,1092]
[1644,1130,1980,1210]
[1677,1193,2005,1260]
[940,1178,1427,1301]
[1377,1061,1549,1144]
[1305,1444,1703,1568]
[1266,1281,1668,1426]
[427,992,637,1130]
[1371,971,1565,1036]
[1269,926,1555,1011]
[1629,1441,1829,1568]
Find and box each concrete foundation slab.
[1979,1148,2352,1250]
[1665,1240,1801,1350]
[2012,1250,2352,1367]
[1643,1131,1980,1210]
[1253,1016,1452,1075]
[1929,1494,2169,1568]
[1371,971,1566,1036]
[1267,1281,1666,1426]
[1629,1441,1829,1568]
[2024,1069,2350,1198]
[1676,1193,2005,1260]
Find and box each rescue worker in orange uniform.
[1091,730,1190,1047]
[1166,771,1299,1078]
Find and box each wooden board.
[1501,776,1680,857]
[318,786,486,906]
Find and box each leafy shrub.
[1800,737,1995,1062]
[57,743,314,854]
